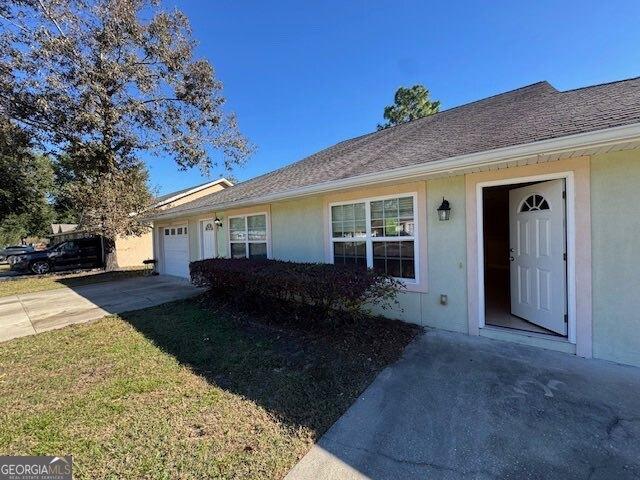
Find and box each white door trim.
[475,171,577,344]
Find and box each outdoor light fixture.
[437,197,451,221]
[213,217,223,227]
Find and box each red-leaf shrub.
[190,258,402,321]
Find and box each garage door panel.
[162,226,190,278]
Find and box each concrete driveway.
[0,276,202,342]
[287,330,640,480]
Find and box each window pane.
[249,242,267,260]
[372,240,415,279]
[184,227,188,234]
[247,214,267,240]
[332,221,344,238]
[170,228,175,235]
[370,196,414,238]
[399,196,413,218]
[384,218,400,237]
[331,203,365,239]
[229,217,246,241]
[230,243,246,259]
[386,258,402,277]
[177,227,182,234]
[333,241,366,267]
[371,219,383,237]
[164,229,169,235]
[331,205,344,222]
[383,198,399,218]
[399,219,415,236]
[370,200,383,220]
[343,203,355,221]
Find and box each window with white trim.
[331,195,417,280]
[229,214,268,260]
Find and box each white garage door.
[162,226,190,278]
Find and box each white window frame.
[328,192,419,284]
[227,211,271,260]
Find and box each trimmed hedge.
[190,258,402,320]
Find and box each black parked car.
[0,245,34,263]
[9,237,104,274]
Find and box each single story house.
[50,178,233,267]
[148,77,640,368]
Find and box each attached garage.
[161,225,190,278]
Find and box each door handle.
[509,256,515,261]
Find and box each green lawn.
[0,268,147,297]
[0,298,419,479]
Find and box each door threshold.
[482,325,570,343]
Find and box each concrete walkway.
[0,276,202,342]
[287,330,640,480]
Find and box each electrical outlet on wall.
[440,294,448,305]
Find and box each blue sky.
[148,0,640,195]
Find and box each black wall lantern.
[213,217,223,227]
[437,197,451,221]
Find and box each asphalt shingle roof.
[155,77,640,218]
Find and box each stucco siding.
[591,150,640,367]
[421,176,468,333]
[115,231,153,267]
[271,196,325,263]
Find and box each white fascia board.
[150,123,640,220]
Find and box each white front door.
[201,220,216,259]
[163,225,190,278]
[509,179,567,335]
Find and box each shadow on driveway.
[0,275,202,342]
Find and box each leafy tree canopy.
[377,85,440,130]
[0,0,252,268]
[0,120,54,245]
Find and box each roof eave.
[152,177,233,209]
[149,122,640,221]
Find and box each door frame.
[475,171,576,343]
[198,217,218,260]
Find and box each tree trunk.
[103,235,119,271]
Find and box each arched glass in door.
[520,194,550,212]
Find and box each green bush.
[190,258,402,321]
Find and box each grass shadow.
[119,296,421,434]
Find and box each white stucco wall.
[591,150,640,367]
